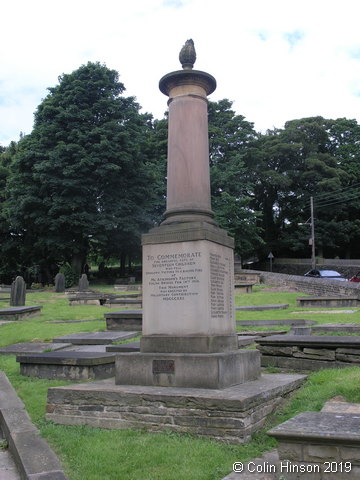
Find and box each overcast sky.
[2,0,360,146]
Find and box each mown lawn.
[0,285,359,480]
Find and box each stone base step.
[46,373,306,444]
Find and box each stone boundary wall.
[240,269,360,296]
[246,259,360,277]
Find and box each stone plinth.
[46,373,306,444]
[141,223,236,354]
[115,349,260,389]
[17,351,116,380]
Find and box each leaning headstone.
[54,273,65,293]
[78,273,89,291]
[10,276,26,306]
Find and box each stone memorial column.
[115,40,260,389]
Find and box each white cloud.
[1,0,360,144]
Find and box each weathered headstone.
[54,272,65,293]
[78,274,89,291]
[10,276,26,306]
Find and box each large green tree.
[6,62,155,280]
[208,99,263,258]
[247,116,360,259]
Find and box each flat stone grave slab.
[68,293,108,306]
[60,345,110,353]
[52,331,138,345]
[106,341,141,352]
[17,351,116,380]
[0,306,42,320]
[268,411,360,478]
[104,298,142,308]
[257,334,360,371]
[237,335,260,346]
[313,323,360,334]
[258,334,360,348]
[114,284,142,291]
[292,309,357,314]
[238,330,287,337]
[0,342,71,355]
[297,295,360,308]
[237,318,315,326]
[105,310,142,331]
[48,318,103,324]
[46,373,306,444]
[236,304,289,311]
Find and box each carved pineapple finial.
[179,39,196,70]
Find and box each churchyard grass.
[235,284,360,329]
[0,285,360,479]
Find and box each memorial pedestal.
[114,222,261,389]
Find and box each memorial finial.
[179,39,196,69]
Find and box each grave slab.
[237,319,315,326]
[46,373,306,444]
[268,411,360,461]
[257,334,360,348]
[0,342,71,355]
[52,331,138,345]
[296,296,360,308]
[17,351,116,380]
[237,330,287,337]
[237,335,259,346]
[104,310,142,331]
[313,323,360,333]
[0,306,42,320]
[235,304,289,311]
[106,341,141,352]
[257,335,360,371]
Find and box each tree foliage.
[5,62,156,279]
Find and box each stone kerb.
[0,371,68,479]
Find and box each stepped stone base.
[46,373,305,443]
[115,349,260,389]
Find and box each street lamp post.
[298,196,316,270]
[310,196,316,270]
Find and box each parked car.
[303,269,347,281]
[349,271,360,282]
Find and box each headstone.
[10,276,26,306]
[78,273,89,291]
[54,273,65,293]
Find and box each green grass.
[235,284,360,330]
[0,285,360,479]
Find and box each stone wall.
[246,258,360,277]
[241,269,360,296]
